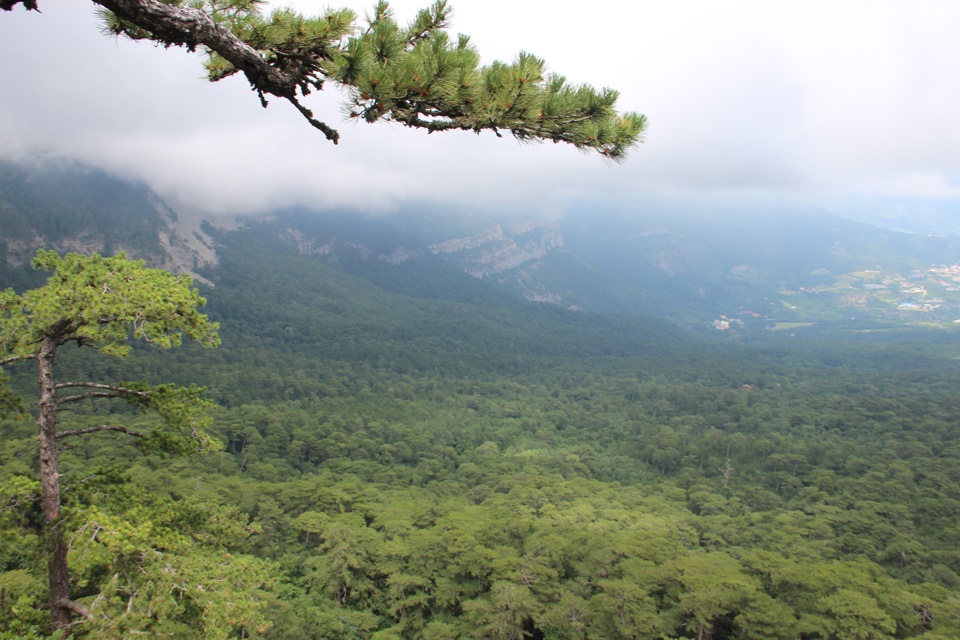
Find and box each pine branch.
[9,0,646,155]
[55,381,149,395]
[405,0,450,45]
[58,424,147,439]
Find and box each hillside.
[0,160,218,289]
[4,161,960,637]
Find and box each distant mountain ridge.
[3,159,960,337]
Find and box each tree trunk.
[37,335,70,630]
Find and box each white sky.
[2,0,960,216]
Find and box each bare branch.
[285,96,340,143]
[58,425,147,439]
[58,598,94,621]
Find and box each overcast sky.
[2,0,960,217]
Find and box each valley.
[3,161,960,639]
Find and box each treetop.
[0,250,220,362]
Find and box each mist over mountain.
[4,159,960,339]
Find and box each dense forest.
[3,227,960,639]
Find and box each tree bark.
[90,0,340,141]
[37,333,71,630]
[92,0,297,98]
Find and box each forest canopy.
[2,233,960,638]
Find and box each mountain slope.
[5,160,960,337]
[0,159,218,287]
[200,227,691,376]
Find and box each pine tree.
[2,0,647,158]
[0,250,220,632]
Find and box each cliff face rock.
[3,197,220,286]
[277,226,428,266]
[381,247,425,265]
[267,213,573,306]
[272,214,564,280]
[1,159,577,305]
[153,199,221,285]
[428,221,563,278]
[4,234,105,267]
[277,227,337,258]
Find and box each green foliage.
[0,591,58,640]
[0,250,221,454]
[4,234,960,637]
[325,1,646,157]
[136,383,221,453]
[75,547,273,639]
[0,371,21,418]
[0,250,218,359]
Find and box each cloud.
[2,0,960,216]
